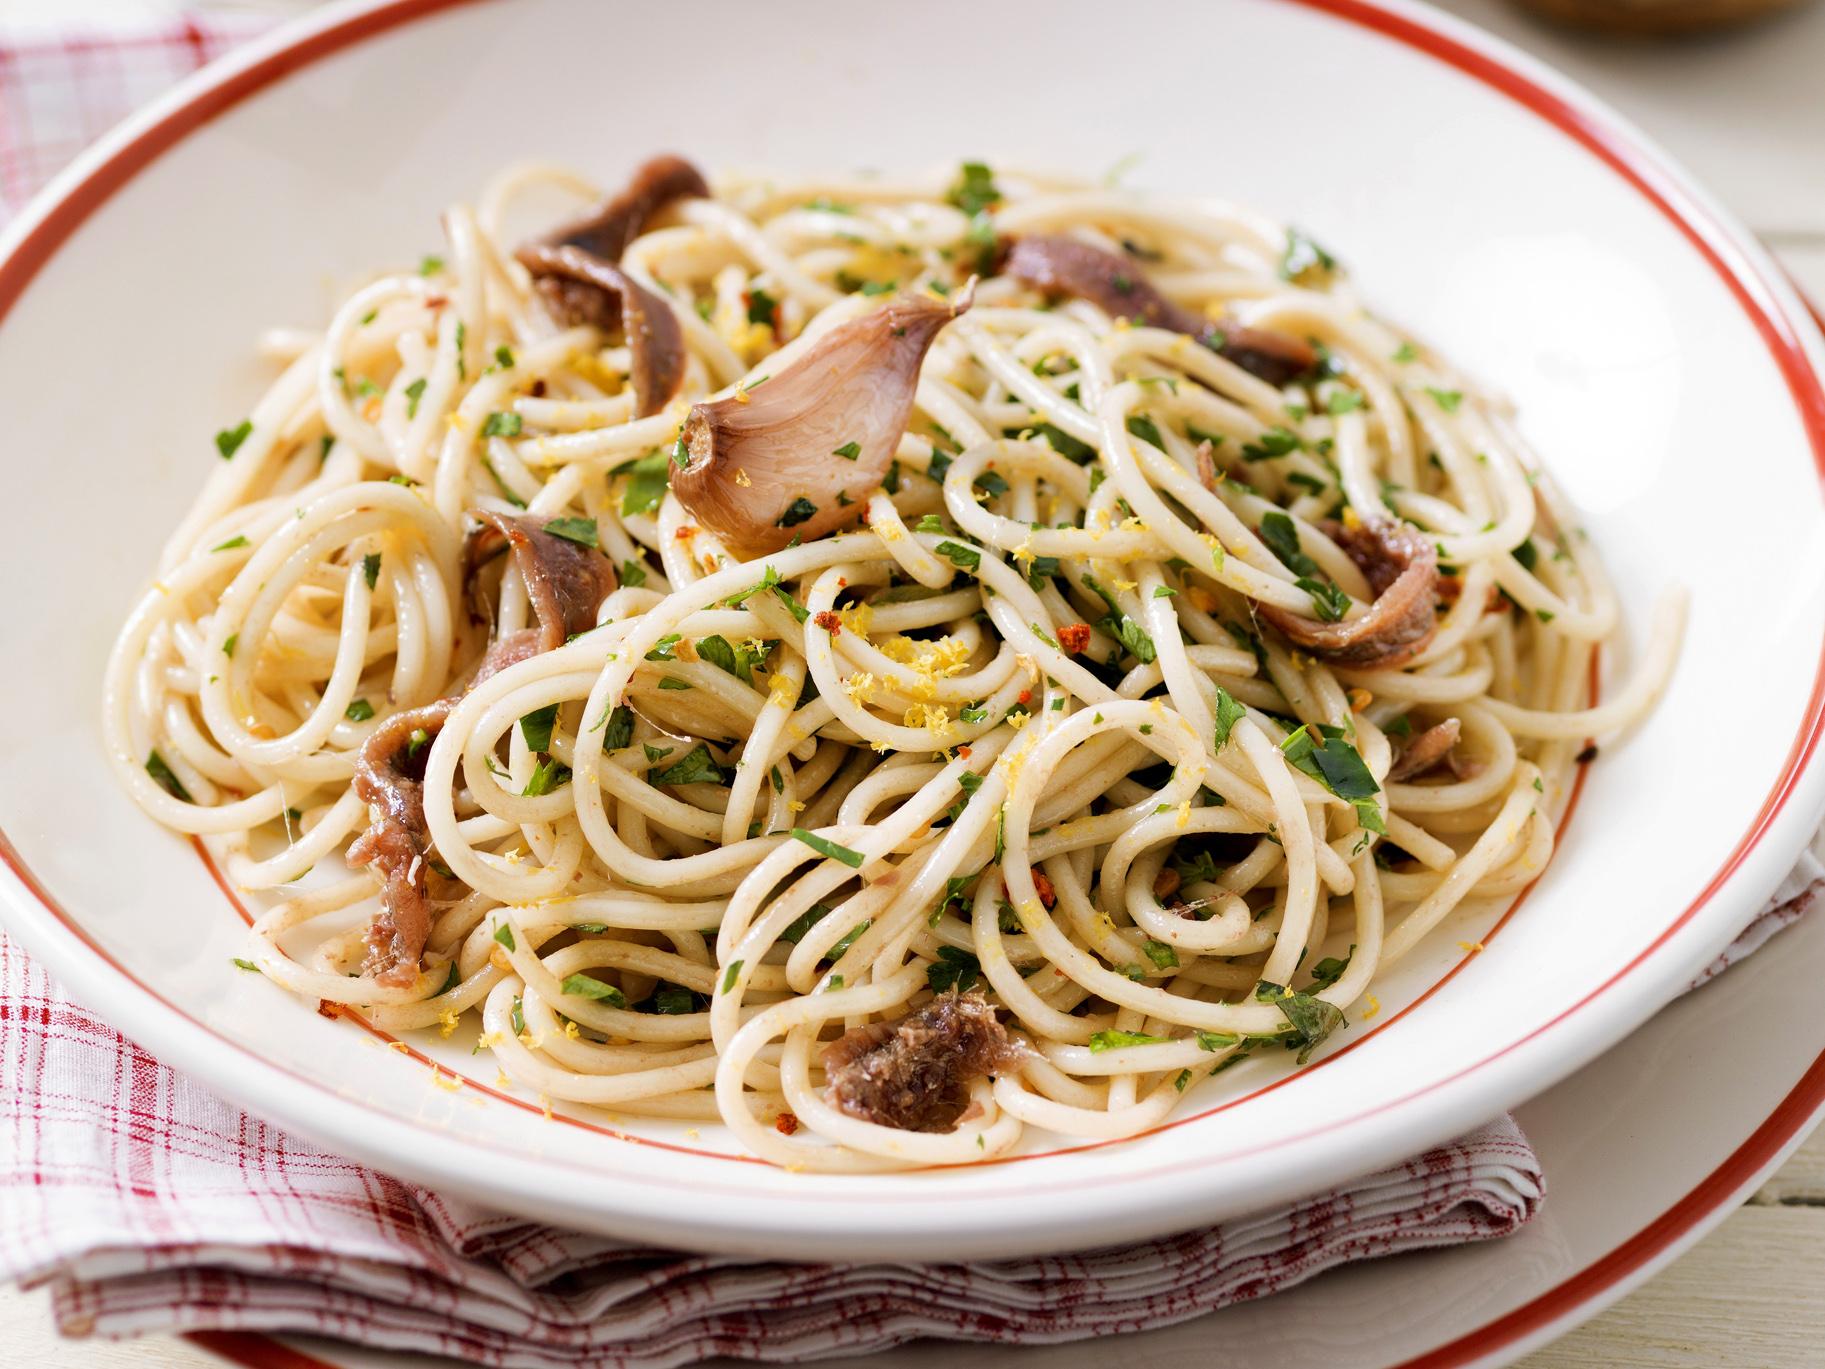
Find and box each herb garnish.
[215,420,253,460]
[1280,723,1385,834]
[791,828,864,868]
[1089,1030,1166,1052]
[145,750,191,801]
[927,945,982,993]
[543,516,598,548]
[1254,980,1345,1063]
[777,497,818,528]
[561,974,626,1008]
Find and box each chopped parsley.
[1279,228,1336,285]
[1281,723,1385,835]
[362,552,381,589]
[651,982,696,1014]
[1030,422,1095,464]
[1126,413,1165,448]
[1424,387,1464,413]
[927,944,982,993]
[1255,980,1346,1063]
[1308,945,1354,990]
[344,698,375,722]
[543,515,599,548]
[1257,511,1319,577]
[1241,426,1303,462]
[649,744,731,787]
[832,441,861,460]
[480,411,523,438]
[519,703,559,753]
[1295,575,1351,623]
[1142,940,1179,969]
[947,161,1001,217]
[522,757,572,796]
[1081,574,1157,664]
[598,705,634,751]
[404,377,427,418]
[145,750,192,802]
[215,420,252,460]
[1212,686,1247,750]
[777,497,818,528]
[560,974,626,1008]
[791,828,864,868]
[1089,1030,1166,1052]
[936,539,981,571]
[615,451,672,517]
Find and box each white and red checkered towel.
[0,928,1540,1366]
[0,13,1821,1367]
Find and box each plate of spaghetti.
[1,0,1822,1261]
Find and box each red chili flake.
[674,526,696,541]
[1153,866,1181,900]
[1056,622,1092,654]
[1017,688,1032,705]
[1031,869,1057,909]
[530,379,547,398]
[813,610,842,635]
[425,294,447,309]
[958,745,972,758]
[315,1001,341,1020]
[837,578,848,588]
[775,1111,800,1135]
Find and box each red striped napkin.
[0,14,1818,1366]
[0,928,1546,1364]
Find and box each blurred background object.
[1514,0,1806,37]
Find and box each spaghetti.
[103,156,1684,1170]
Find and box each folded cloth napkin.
[1,13,1821,1367]
[0,925,1539,1366]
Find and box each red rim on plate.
[0,0,1820,1362]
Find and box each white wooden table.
[2,0,1822,1363]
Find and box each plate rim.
[1,0,1824,1263]
[185,1035,1825,1369]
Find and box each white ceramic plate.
[1,0,1822,1262]
[185,877,1825,1369]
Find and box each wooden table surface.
[3,0,1823,1364]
